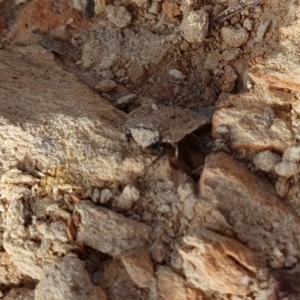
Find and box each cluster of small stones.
[68,0,270,108]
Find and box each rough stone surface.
[213,89,295,152]
[274,161,299,177]
[124,103,210,144]
[0,50,144,187]
[116,184,140,210]
[132,0,149,8]
[121,248,153,288]
[221,26,249,47]
[35,255,107,300]
[148,2,161,15]
[162,2,181,18]
[283,145,300,161]
[181,9,209,44]
[199,152,300,263]
[117,94,138,106]
[1,181,75,280]
[267,268,300,300]
[3,288,35,300]
[254,150,281,172]
[76,201,152,256]
[276,178,289,197]
[179,228,259,295]
[1,0,300,299]
[95,259,149,299]
[0,252,24,286]
[94,79,117,93]
[219,65,238,92]
[169,69,186,80]
[106,5,132,28]
[154,266,200,300]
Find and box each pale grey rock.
[1,169,39,185]
[181,9,209,43]
[117,184,140,210]
[100,188,112,204]
[94,79,117,93]
[221,26,249,47]
[117,94,138,105]
[91,188,100,203]
[76,201,152,256]
[276,178,289,197]
[150,241,167,263]
[274,161,299,177]
[132,0,149,8]
[35,255,107,300]
[168,69,186,80]
[254,150,281,172]
[177,183,194,202]
[128,127,160,148]
[283,145,300,161]
[106,5,132,28]
[124,103,210,145]
[148,1,161,14]
[243,18,253,31]
[3,198,45,279]
[221,48,240,61]
[256,20,270,41]
[213,90,295,152]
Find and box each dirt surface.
[1,0,300,299]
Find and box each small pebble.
[221,26,249,47]
[94,79,117,93]
[168,69,186,80]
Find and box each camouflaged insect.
[212,0,262,27]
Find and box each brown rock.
[219,65,238,92]
[267,269,300,300]
[212,89,294,152]
[155,266,201,300]
[249,69,300,92]
[9,0,88,44]
[0,17,7,35]
[179,228,259,295]
[128,65,146,87]
[0,252,24,286]
[94,79,117,93]
[95,259,150,299]
[3,288,35,300]
[199,152,300,261]
[121,248,153,288]
[76,201,152,256]
[162,2,181,18]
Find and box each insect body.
[211,0,262,27]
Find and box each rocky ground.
[0,0,300,299]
